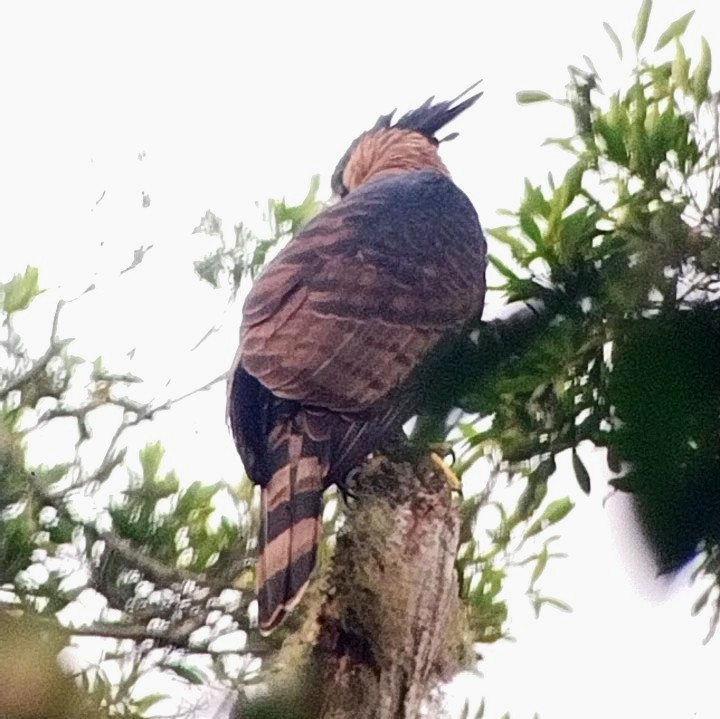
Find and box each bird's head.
[331,81,482,197]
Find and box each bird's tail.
[256,419,328,634]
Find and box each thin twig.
[164,373,227,408]
[191,326,220,352]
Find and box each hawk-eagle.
[228,86,487,633]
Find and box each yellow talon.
[431,452,462,493]
[428,442,456,466]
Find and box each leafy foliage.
[192,175,323,296]
[0,274,268,715]
[1,266,41,314]
[459,2,720,641]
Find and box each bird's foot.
[430,451,463,494]
[384,436,462,494]
[427,441,456,467]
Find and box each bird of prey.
[228,85,487,633]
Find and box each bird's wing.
[239,170,487,414]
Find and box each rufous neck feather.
[342,129,449,192]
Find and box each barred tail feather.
[256,426,327,634]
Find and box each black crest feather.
[394,81,483,139]
[331,82,482,196]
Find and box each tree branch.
[66,619,272,657]
[98,532,210,588]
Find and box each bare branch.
[66,618,271,656]
[99,532,209,588]
[0,301,70,401]
[191,325,220,352]
[67,615,206,648]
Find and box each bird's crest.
[331,81,483,196]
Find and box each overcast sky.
[2,1,720,717]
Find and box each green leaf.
[139,442,164,483]
[192,209,223,237]
[672,38,690,92]
[519,209,542,245]
[133,693,167,713]
[163,663,206,685]
[516,91,553,104]
[488,255,520,281]
[542,136,576,152]
[272,175,323,235]
[534,455,557,483]
[536,596,573,614]
[49,516,74,544]
[572,449,591,493]
[692,586,713,616]
[597,117,627,164]
[633,0,652,52]
[193,254,221,288]
[543,497,574,524]
[654,11,694,51]
[522,179,552,218]
[487,226,518,245]
[530,546,549,585]
[691,37,712,104]
[33,463,71,487]
[150,473,180,499]
[606,446,623,474]
[525,497,574,538]
[561,161,585,209]
[515,459,553,520]
[627,87,652,178]
[1,266,41,314]
[603,22,623,60]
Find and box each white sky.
[2,1,720,717]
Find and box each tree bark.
[267,454,471,719]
